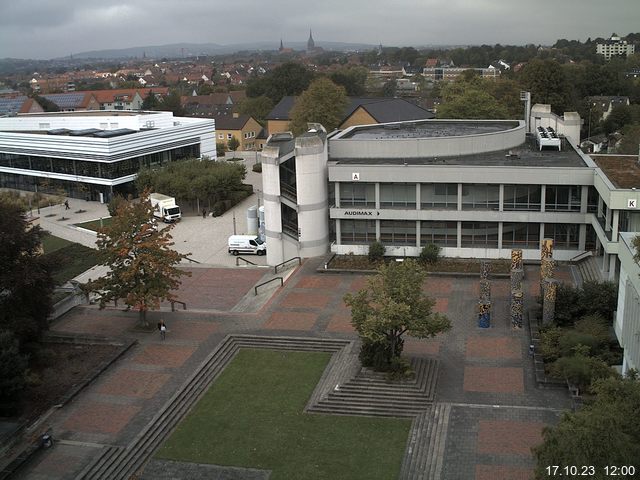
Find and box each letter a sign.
[352,172,360,181]
[628,199,637,208]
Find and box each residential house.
[589,96,630,121]
[0,96,44,115]
[596,35,635,60]
[265,96,435,136]
[41,92,100,111]
[214,113,262,151]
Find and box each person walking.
[64,200,70,210]
[202,208,207,219]
[159,320,167,340]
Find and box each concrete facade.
[614,232,640,375]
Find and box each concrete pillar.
[295,131,330,259]
[511,290,524,329]
[335,182,341,208]
[457,183,462,211]
[335,219,341,246]
[376,219,381,241]
[540,185,546,212]
[416,221,421,248]
[579,224,586,251]
[375,183,380,210]
[499,184,504,212]
[457,221,462,248]
[609,255,617,281]
[580,185,588,214]
[542,279,557,326]
[612,210,620,240]
[415,183,421,210]
[605,205,612,232]
[261,143,286,266]
[498,222,503,249]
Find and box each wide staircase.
[307,357,439,418]
[399,403,452,480]
[575,255,602,284]
[75,335,350,480]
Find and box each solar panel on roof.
[92,128,136,138]
[42,93,85,109]
[47,128,70,135]
[69,128,101,136]
[0,97,27,114]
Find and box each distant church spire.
[279,38,284,51]
[307,29,315,50]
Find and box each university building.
[0,111,215,202]
[260,107,640,282]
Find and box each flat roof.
[331,135,588,168]
[592,155,640,188]
[340,120,520,140]
[15,110,157,117]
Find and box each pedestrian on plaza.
[202,208,207,219]
[64,199,70,210]
[159,320,167,340]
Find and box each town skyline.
[1,0,638,60]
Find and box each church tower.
[307,30,315,51]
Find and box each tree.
[329,66,369,96]
[289,78,348,135]
[0,330,29,409]
[141,91,160,110]
[533,375,640,478]
[437,87,509,119]
[238,95,274,125]
[88,191,190,327]
[216,141,227,158]
[618,124,640,154]
[344,260,451,371]
[246,62,315,104]
[0,200,53,347]
[227,136,240,156]
[518,59,572,114]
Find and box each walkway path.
[11,259,573,480]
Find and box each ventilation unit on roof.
[535,126,561,151]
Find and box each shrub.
[0,331,29,404]
[368,241,385,262]
[107,194,128,217]
[419,243,441,264]
[252,163,263,173]
[558,330,606,357]
[550,353,617,393]
[539,326,563,362]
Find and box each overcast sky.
[1,0,638,60]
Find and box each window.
[502,223,540,248]
[380,220,416,245]
[341,220,376,244]
[461,184,499,210]
[503,185,541,211]
[421,183,457,209]
[380,183,416,209]
[227,133,232,140]
[420,221,457,247]
[546,223,579,248]
[339,183,375,207]
[545,186,581,212]
[461,222,499,248]
[218,134,224,139]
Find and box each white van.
[228,235,266,256]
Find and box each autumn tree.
[344,260,451,371]
[289,78,348,135]
[533,374,640,478]
[88,191,190,327]
[238,95,274,125]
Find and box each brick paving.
[62,402,141,435]
[96,369,171,399]
[12,260,576,480]
[463,366,525,393]
[477,420,545,455]
[466,337,521,359]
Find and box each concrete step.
[309,405,423,418]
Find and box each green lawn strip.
[157,349,411,480]
[41,234,73,254]
[74,217,112,232]
[42,238,100,284]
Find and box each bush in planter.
[549,350,617,393]
[252,163,262,173]
[368,241,385,262]
[419,243,441,264]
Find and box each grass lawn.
[41,234,100,284]
[75,217,112,232]
[157,349,411,480]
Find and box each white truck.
[149,193,181,223]
[228,235,266,256]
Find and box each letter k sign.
[628,199,637,208]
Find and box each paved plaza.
[12,259,572,480]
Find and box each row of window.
[217,131,256,141]
[338,183,597,212]
[0,145,199,180]
[339,220,582,249]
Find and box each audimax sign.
[343,210,380,216]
